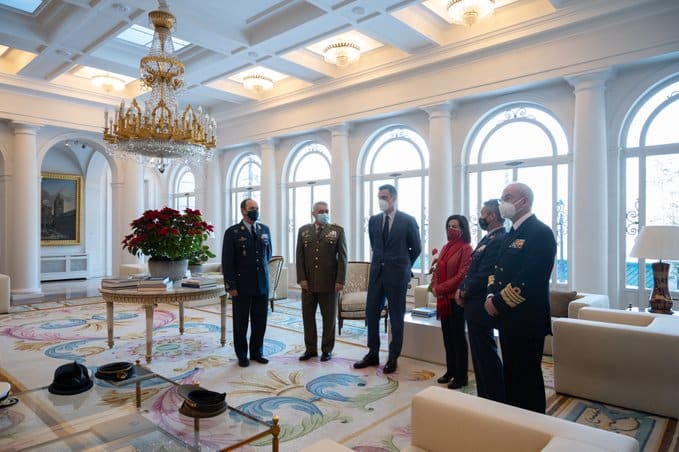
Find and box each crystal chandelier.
[447,0,495,26]
[323,41,361,67]
[103,0,216,166]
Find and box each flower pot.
[188,264,204,276]
[148,258,189,282]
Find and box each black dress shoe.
[253,356,269,364]
[383,359,398,374]
[448,377,468,389]
[299,352,318,361]
[320,353,332,362]
[437,373,452,384]
[353,355,379,369]
[238,358,250,367]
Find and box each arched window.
[621,76,679,301]
[230,153,261,224]
[173,168,195,210]
[466,104,570,285]
[361,126,429,273]
[287,142,331,261]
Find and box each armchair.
[337,261,387,335]
[553,307,679,419]
[268,256,284,311]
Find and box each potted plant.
[122,207,215,280]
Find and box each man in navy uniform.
[485,183,556,413]
[457,199,506,403]
[354,184,421,374]
[222,198,272,368]
[296,201,347,362]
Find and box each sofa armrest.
[567,293,609,318]
[414,285,435,308]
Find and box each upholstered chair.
[337,261,387,335]
[268,256,285,311]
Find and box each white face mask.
[378,199,389,212]
[499,201,516,219]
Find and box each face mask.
[317,213,330,225]
[478,217,489,230]
[447,228,462,242]
[499,201,516,219]
[378,199,389,212]
[246,209,259,222]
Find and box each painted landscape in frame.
[40,172,82,245]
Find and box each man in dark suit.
[354,184,421,374]
[457,199,506,402]
[296,201,347,362]
[485,183,556,413]
[222,198,272,368]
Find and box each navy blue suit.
[365,211,421,360]
[460,226,506,402]
[488,214,556,413]
[222,221,272,361]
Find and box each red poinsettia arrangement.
[122,207,215,263]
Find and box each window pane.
[645,99,679,146]
[626,81,679,148]
[555,164,569,284]
[292,186,312,262]
[373,140,422,174]
[364,128,428,175]
[646,154,679,225]
[517,166,553,224]
[398,177,423,271]
[313,184,331,212]
[483,121,553,164]
[295,152,331,182]
[177,171,194,194]
[234,155,261,188]
[625,157,640,288]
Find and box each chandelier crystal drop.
[103,0,216,165]
[447,0,495,27]
[323,41,361,67]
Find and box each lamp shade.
[630,225,679,260]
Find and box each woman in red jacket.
[431,214,473,389]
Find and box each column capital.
[421,101,457,118]
[258,138,277,150]
[565,69,612,93]
[11,121,41,135]
[327,123,350,136]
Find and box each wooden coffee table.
[100,285,227,363]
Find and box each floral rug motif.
[0,298,677,451]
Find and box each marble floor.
[11,278,104,306]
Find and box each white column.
[118,159,144,265]
[567,70,610,294]
[203,160,222,260]
[259,140,279,254]
[10,123,41,294]
[423,102,454,251]
[329,124,351,244]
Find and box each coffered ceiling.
[0,0,675,132]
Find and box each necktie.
[382,215,390,244]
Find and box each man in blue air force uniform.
[457,199,506,403]
[484,183,556,413]
[222,198,272,368]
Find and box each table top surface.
[0,365,272,451]
[100,284,226,303]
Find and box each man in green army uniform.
[296,201,348,362]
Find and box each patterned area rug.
[0,298,677,451]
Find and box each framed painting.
[40,172,82,245]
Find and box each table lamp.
[630,225,679,314]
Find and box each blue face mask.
[317,213,330,225]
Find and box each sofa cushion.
[341,292,368,311]
[550,290,579,318]
[541,437,609,452]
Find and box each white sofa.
[553,307,679,419]
[404,386,638,452]
[413,286,609,355]
[0,273,10,314]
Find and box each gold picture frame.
[40,172,82,245]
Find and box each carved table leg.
[145,304,154,363]
[106,301,114,349]
[179,301,185,335]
